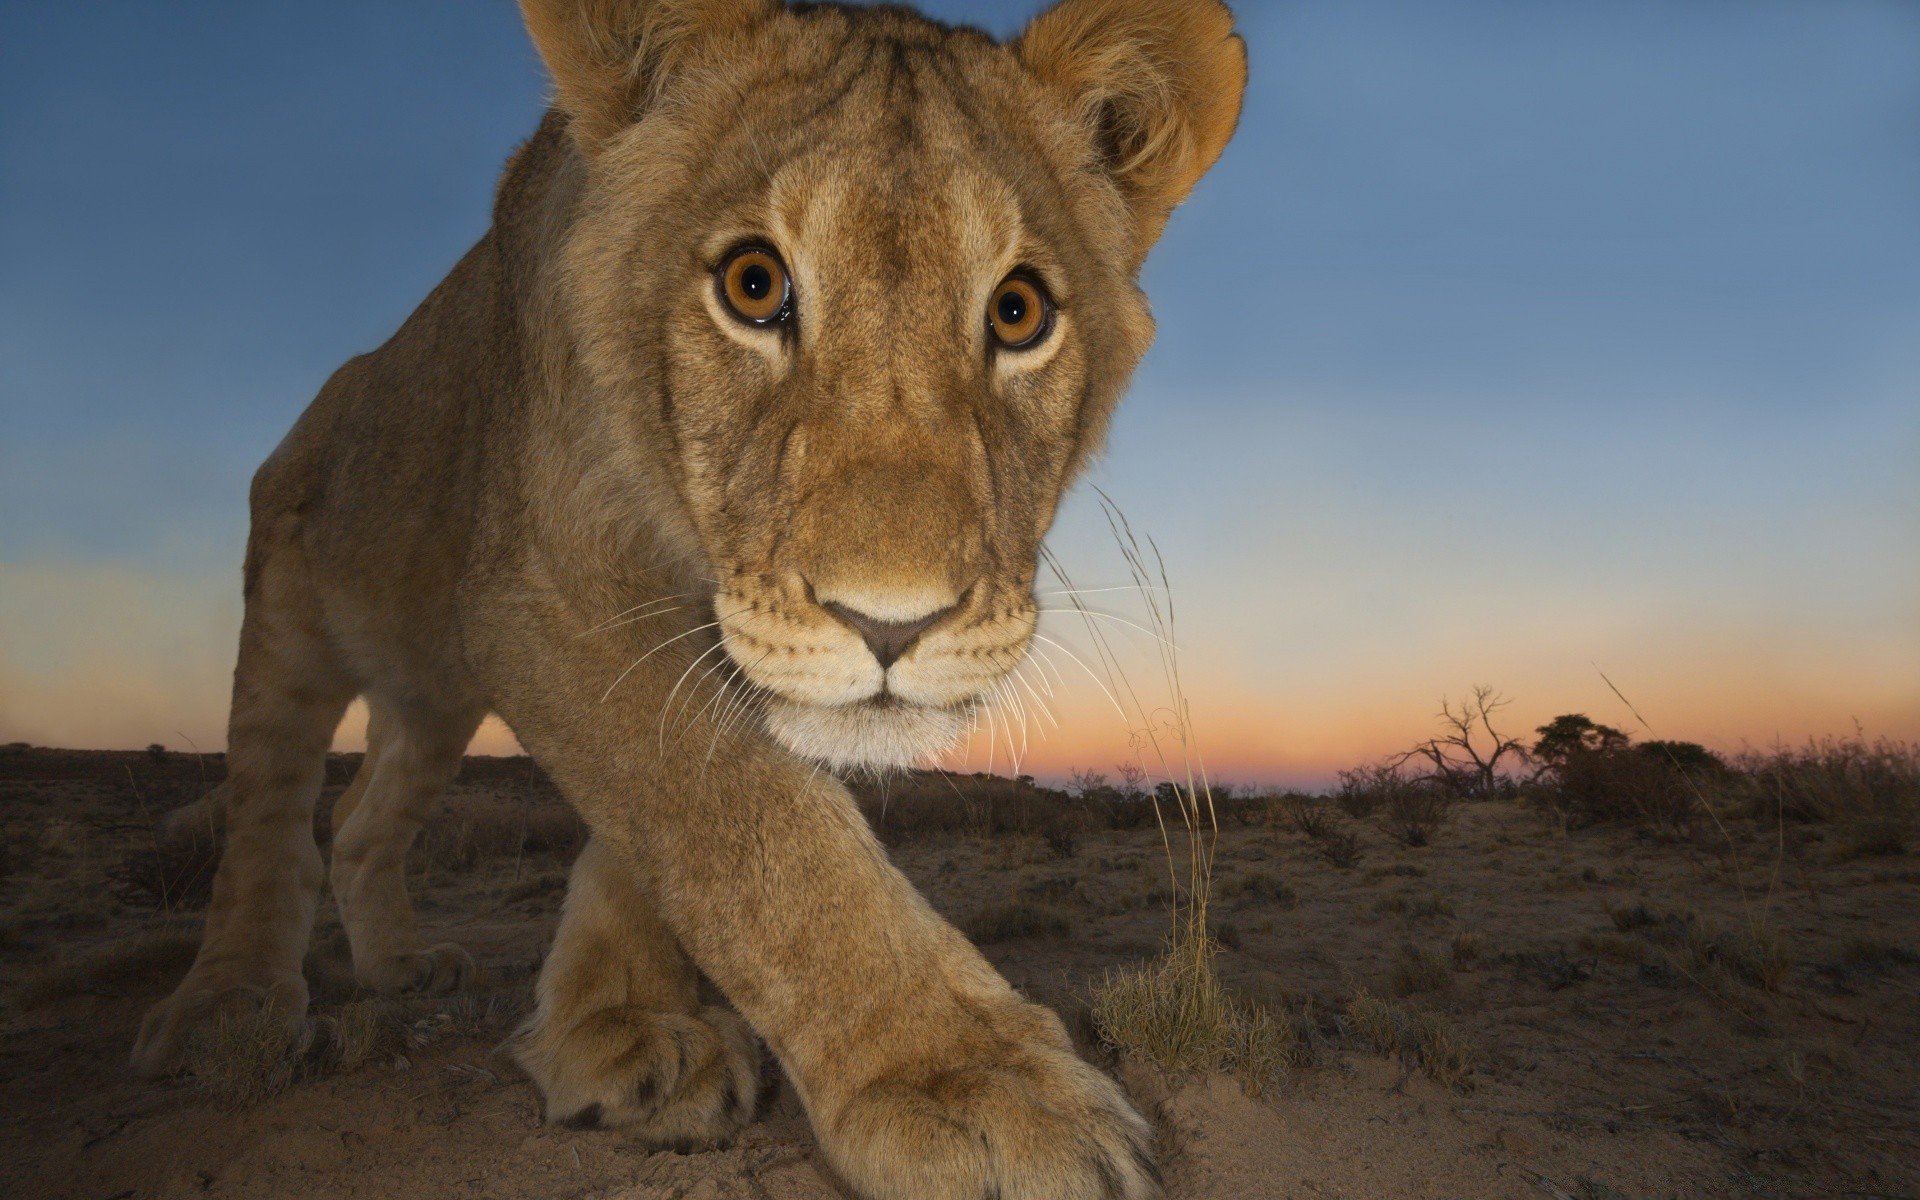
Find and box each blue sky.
[3,0,1916,780]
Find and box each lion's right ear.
[518,0,773,152]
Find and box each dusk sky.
[2,0,1916,785]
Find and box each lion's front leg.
[533,759,1155,1199]
[513,835,760,1149]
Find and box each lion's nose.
[821,600,958,670]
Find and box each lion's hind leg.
[133,533,355,1078]
[512,836,760,1149]
[328,698,482,993]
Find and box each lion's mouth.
[760,692,974,772]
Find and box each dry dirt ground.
[2,746,1916,1200]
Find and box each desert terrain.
[1,742,1915,1199]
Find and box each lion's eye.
[718,248,791,326]
[988,275,1051,350]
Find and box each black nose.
[822,601,958,670]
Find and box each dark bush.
[1544,749,1700,834]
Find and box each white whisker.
[658,639,730,750]
[576,593,695,638]
[1029,633,1128,723]
[1037,607,1180,651]
[600,620,722,703]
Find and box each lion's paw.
[513,1003,761,1150]
[132,969,310,1079]
[824,1017,1158,1200]
[354,941,474,993]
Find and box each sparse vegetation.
[1219,868,1296,909]
[1,714,1912,1194]
[965,901,1070,943]
[1342,988,1473,1088]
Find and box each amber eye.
[988,275,1051,349]
[718,247,791,325]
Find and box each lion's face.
[537,0,1244,768]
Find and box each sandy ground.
[1,746,1916,1200]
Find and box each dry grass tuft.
[1450,930,1482,969]
[1627,910,1793,995]
[1710,925,1793,993]
[185,1001,305,1109]
[1091,940,1303,1096]
[1407,1008,1474,1089]
[9,925,201,1009]
[333,998,392,1071]
[1343,989,1473,1088]
[1344,989,1399,1055]
[1389,944,1454,996]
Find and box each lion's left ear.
[1019,0,1247,261]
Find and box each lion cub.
[135,2,1244,1196]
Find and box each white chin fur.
[764,698,970,771]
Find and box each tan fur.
[135,2,1243,1195]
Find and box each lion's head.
[523,0,1244,768]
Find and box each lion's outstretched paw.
[823,1014,1158,1200]
[131,970,309,1079]
[354,941,474,993]
[513,1003,761,1150]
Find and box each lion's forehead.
[678,26,1059,242]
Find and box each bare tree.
[1397,685,1529,798]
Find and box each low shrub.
[1277,795,1339,839]
[1318,829,1363,870]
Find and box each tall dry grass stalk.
[1044,493,1292,1088]
[1044,493,1217,950]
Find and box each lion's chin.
[763,697,971,773]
